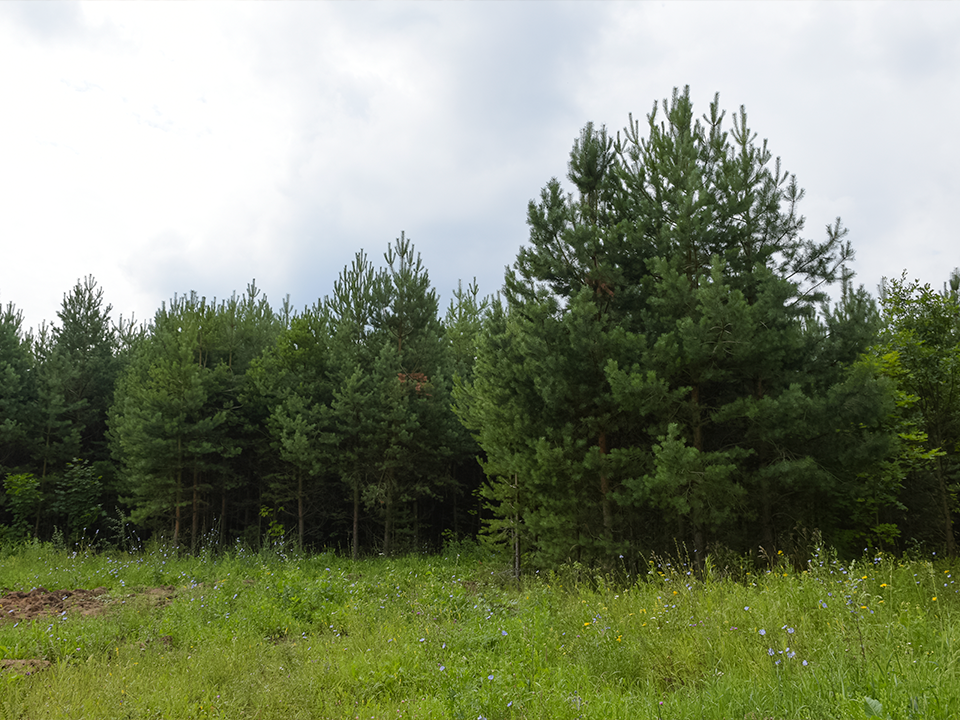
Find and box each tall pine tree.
[468,88,876,569]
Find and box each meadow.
[1,540,958,720]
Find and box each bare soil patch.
[0,587,110,623]
[0,658,51,675]
[0,586,177,676]
[0,585,176,623]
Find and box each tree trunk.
[220,492,227,546]
[414,497,419,550]
[297,473,305,551]
[383,470,394,556]
[35,434,51,538]
[760,478,775,559]
[452,472,459,538]
[693,524,705,573]
[691,383,702,452]
[173,469,182,550]
[691,383,706,573]
[936,456,958,556]
[599,431,613,548]
[513,515,521,581]
[352,480,360,561]
[191,467,199,554]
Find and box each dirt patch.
[132,585,177,606]
[0,658,51,675]
[1,585,181,626]
[0,587,113,623]
[0,586,179,674]
[0,585,178,624]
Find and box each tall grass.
[1,540,957,719]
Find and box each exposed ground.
[0,586,111,623]
[0,585,176,675]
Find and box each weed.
[0,544,958,718]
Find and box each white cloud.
[1,1,958,332]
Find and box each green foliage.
[244,237,469,558]
[250,305,337,549]
[4,97,957,566]
[2,472,41,538]
[871,274,960,555]
[0,302,35,474]
[109,291,252,550]
[643,422,745,531]
[49,459,105,544]
[50,275,121,463]
[467,86,889,569]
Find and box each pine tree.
[0,302,36,474]
[370,234,454,554]
[206,282,284,544]
[109,294,239,550]
[455,300,543,575]
[469,120,657,568]
[468,88,865,568]
[50,276,119,463]
[249,305,336,549]
[443,279,490,540]
[326,251,387,558]
[27,323,82,537]
[328,362,380,559]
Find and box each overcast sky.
[2,1,958,334]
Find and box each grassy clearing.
[1,541,958,720]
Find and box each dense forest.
[2,87,959,568]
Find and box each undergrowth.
[0,541,958,719]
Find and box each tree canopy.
[2,88,957,564]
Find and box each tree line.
[2,86,959,567]
[2,236,486,557]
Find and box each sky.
[2,1,959,335]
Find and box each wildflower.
[488,674,494,680]
[759,629,766,636]
[768,648,775,656]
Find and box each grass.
[0,540,958,719]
